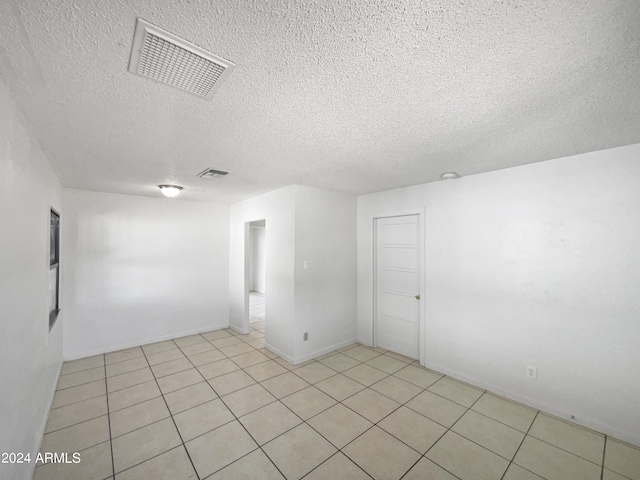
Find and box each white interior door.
[375,215,420,359]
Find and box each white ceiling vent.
[128,18,235,99]
[197,168,230,179]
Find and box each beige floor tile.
[208,370,257,396]
[343,388,400,423]
[33,440,112,480]
[318,353,361,372]
[106,367,154,393]
[247,338,265,349]
[188,349,226,367]
[151,357,194,378]
[603,468,633,480]
[210,335,243,348]
[471,393,537,432]
[406,390,467,427]
[45,396,108,433]
[379,406,446,454]
[105,347,144,365]
[529,413,605,464]
[338,343,359,352]
[263,423,337,480]
[259,348,278,359]
[164,381,217,414]
[503,464,546,480]
[156,368,203,394]
[343,426,421,479]
[428,377,484,407]
[402,457,459,480]
[112,418,182,473]
[208,449,284,479]
[281,386,337,420]
[315,374,365,401]
[60,355,104,375]
[384,351,416,363]
[57,367,105,390]
[41,415,110,454]
[341,345,382,362]
[52,380,106,409]
[365,354,408,374]
[452,409,525,460]
[106,356,148,377]
[202,329,233,341]
[305,452,369,480]
[514,435,601,480]
[219,342,256,358]
[342,364,388,386]
[244,360,288,382]
[307,404,372,449]
[232,350,271,368]
[261,372,310,398]
[393,364,442,389]
[145,348,186,366]
[142,340,178,355]
[198,358,241,379]
[239,401,302,445]
[108,380,161,412]
[173,398,235,441]
[222,384,277,417]
[186,420,258,478]
[605,438,640,480]
[180,341,215,356]
[293,363,337,384]
[248,330,265,340]
[274,357,298,370]
[370,375,422,404]
[173,334,207,347]
[109,396,170,437]
[116,446,197,480]
[427,431,509,480]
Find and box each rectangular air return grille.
[129,19,235,99]
[197,168,230,179]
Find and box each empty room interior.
[1,1,639,479]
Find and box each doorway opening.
[373,212,424,364]
[247,220,266,337]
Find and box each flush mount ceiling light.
[440,172,461,180]
[128,18,236,99]
[158,185,183,198]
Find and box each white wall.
[62,189,230,359]
[357,143,640,447]
[250,226,266,293]
[0,78,63,480]
[229,186,296,360]
[294,186,358,361]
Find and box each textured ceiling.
[1,0,639,204]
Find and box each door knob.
[415,295,421,300]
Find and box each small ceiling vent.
[128,18,235,99]
[197,168,230,179]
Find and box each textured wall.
[0,77,63,480]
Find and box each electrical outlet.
[527,365,537,380]
[303,332,308,341]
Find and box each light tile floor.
[34,328,640,480]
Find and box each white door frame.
[370,208,425,366]
[242,219,267,335]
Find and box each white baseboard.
[294,338,359,364]
[229,323,247,335]
[64,324,229,361]
[264,343,295,364]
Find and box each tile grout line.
[174,333,289,480]
[102,353,116,480]
[502,410,540,480]
[135,338,203,480]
